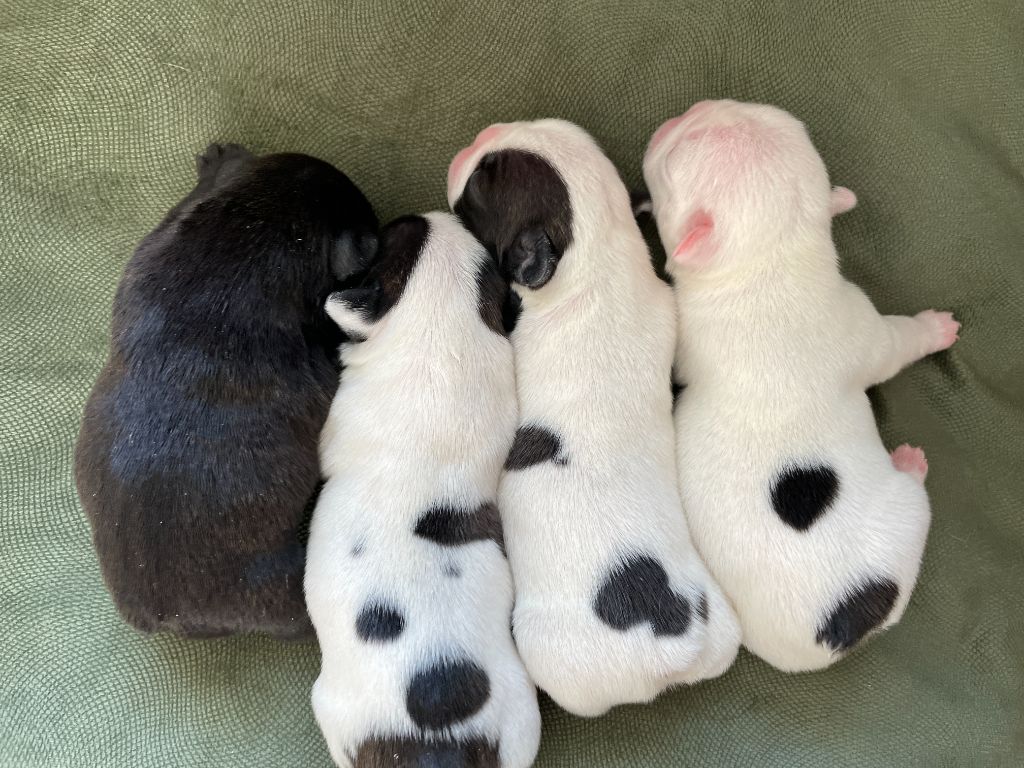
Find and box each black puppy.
[75,144,378,639]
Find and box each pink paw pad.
[917,310,960,354]
[891,444,928,483]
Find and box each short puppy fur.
[75,144,378,638]
[305,212,540,768]
[448,119,740,717]
[643,100,958,671]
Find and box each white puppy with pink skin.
[447,119,740,717]
[642,99,959,672]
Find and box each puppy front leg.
[857,302,959,387]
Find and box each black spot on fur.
[475,252,511,337]
[350,542,365,557]
[817,578,899,653]
[414,502,505,554]
[504,425,566,470]
[770,464,840,531]
[593,554,692,637]
[406,659,490,730]
[453,149,573,291]
[73,147,377,639]
[671,379,686,410]
[443,564,461,578]
[354,736,499,768]
[697,592,709,623]
[502,288,522,334]
[355,602,405,642]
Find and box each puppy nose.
[447,124,507,200]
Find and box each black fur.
[453,149,573,291]
[354,736,500,768]
[355,601,405,643]
[593,554,693,637]
[697,592,709,623]
[504,425,567,470]
[816,577,900,653]
[414,502,505,554]
[74,144,378,638]
[769,464,840,531]
[405,659,491,730]
[475,252,512,337]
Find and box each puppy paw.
[891,444,928,484]
[916,310,960,355]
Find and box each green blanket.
[3,0,1022,765]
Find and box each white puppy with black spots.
[448,119,741,717]
[304,212,540,767]
[643,99,959,672]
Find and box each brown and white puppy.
[447,119,740,717]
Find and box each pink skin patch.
[672,209,714,266]
[447,124,506,199]
[891,444,928,484]
[915,310,960,354]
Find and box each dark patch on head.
[406,658,490,730]
[357,215,430,321]
[443,564,462,579]
[355,601,405,643]
[354,736,499,768]
[453,149,573,290]
[816,577,899,653]
[504,425,567,471]
[414,502,504,555]
[697,592,709,623]
[351,540,366,557]
[593,554,693,637]
[475,252,512,337]
[770,464,840,531]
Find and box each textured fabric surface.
[2,0,1022,765]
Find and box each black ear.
[331,230,378,281]
[325,285,380,340]
[505,227,559,289]
[630,187,652,219]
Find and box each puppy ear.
[505,227,559,289]
[325,286,380,340]
[671,209,714,266]
[331,231,378,281]
[829,186,857,216]
[630,188,652,219]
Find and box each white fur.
[643,100,956,671]
[448,120,740,717]
[305,212,540,767]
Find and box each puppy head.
[325,212,504,343]
[447,119,630,293]
[236,153,379,283]
[642,100,854,277]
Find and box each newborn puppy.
[447,120,740,717]
[305,212,540,768]
[643,100,959,671]
[75,144,378,638]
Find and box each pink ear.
[671,209,715,265]
[829,186,857,216]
